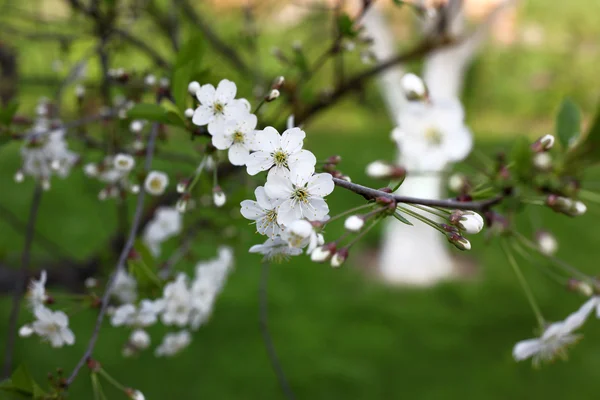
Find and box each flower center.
[272,150,288,167]
[232,131,244,144]
[149,178,162,191]
[291,187,309,203]
[424,127,443,146]
[213,103,224,114]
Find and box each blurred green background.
[2,0,600,398]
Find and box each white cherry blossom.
[246,126,316,176]
[112,270,138,304]
[142,207,182,256]
[392,98,472,171]
[155,330,191,357]
[31,307,75,348]
[212,113,257,166]
[264,168,334,226]
[249,237,303,261]
[158,274,193,327]
[28,270,48,309]
[240,186,282,238]
[144,171,169,196]
[192,79,249,135]
[281,220,323,253]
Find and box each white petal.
[255,186,273,210]
[277,200,303,226]
[240,200,263,220]
[241,114,258,132]
[288,149,317,171]
[196,84,215,104]
[192,105,213,126]
[212,132,233,150]
[53,311,69,327]
[512,339,541,361]
[253,127,281,152]
[303,197,329,221]
[288,164,315,187]
[215,79,237,103]
[307,173,334,196]
[280,128,305,153]
[445,126,473,162]
[265,170,294,199]
[246,151,274,176]
[228,143,249,166]
[207,115,227,136]
[61,328,75,345]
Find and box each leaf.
[556,98,581,149]
[337,13,358,38]
[172,63,193,112]
[175,32,205,69]
[160,99,185,126]
[393,212,413,226]
[0,101,19,126]
[10,365,33,394]
[127,103,170,123]
[510,136,533,179]
[564,102,600,171]
[172,32,206,112]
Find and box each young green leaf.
[337,13,358,38]
[510,136,533,179]
[0,101,19,126]
[393,212,413,226]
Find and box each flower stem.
[344,217,381,248]
[397,205,444,234]
[500,239,545,328]
[322,203,375,226]
[98,368,126,391]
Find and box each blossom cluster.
[187,79,336,261]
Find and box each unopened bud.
[366,161,405,179]
[19,325,34,337]
[159,77,170,88]
[84,277,98,288]
[188,81,201,96]
[567,279,594,297]
[331,248,349,268]
[449,211,484,234]
[130,120,144,133]
[401,73,428,101]
[177,180,189,194]
[311,243,336,263]
[448,173,467,193]
[533,152,552,171]
[265,89,280,102]
[144,74,156,86]
[344,215,364,232]
[536,231,558,256]
[546,195,586,217]
[14,171,24,183]
[271,76,285,90]
[184,108,195,118]
[531,134,555,152]
[213,187,226,207]
[447,232,471,251]
[125,388,145,400]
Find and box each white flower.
[159,274,193,327]
[84,163,99,177]
[128,389,145,400]
[281,219,313,248]
[28,270,48,309]
[249,237,302,261]
[75,84,85,98]
[192,79,249,135]
[144,171,169,196]
[111,300,161,327]
[264,168,334,226]
[513,299,596,365]
[20,124,78,184]
[240,186,282,238]
[19,325,34,337]
[401,73,427,100]
[130,120,144,133]
[344,215,364,232]
[114,154,135,172]
[537,231,558,256]
[310,245,334,262]
[457,212,484,234]
[212,113,257,166]
[112,270,137,304]
[143,207,182,256]
[155,330,191,357]
[392,98,472,171]
[130,329,151,349]
[188,81,201,96]
[246,126,316,176]
[31,307,75,347]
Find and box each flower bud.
[159,77,170,88]
[448,173,467,193]
[125,388,145,400]
[14,170,24,183]
[531,134,555,152]
[84,277,98,288]
[144,74,156,86]
[536,231,558,256]
[130,329,151,350]
[130,120,144,133]
[366,161,406,179]
[546,195,586,217]
[19,324,34,337]
[401,73,428,101]
[533,152,552,171]
[177,180,189,194]
[447,232,471,251]
[344,215,364,232]
[311,243,336,263]
[213,187,226,207]
[567,279,594,297]
[450,211,484,234]
[184,108,195,118]
[265,89,280,102]
[331,248,348,268]
[271,76,285,90]
[573,201,587,216]
[188,81,201,95]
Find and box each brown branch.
[2,184,43,378]
[332,177,503,212]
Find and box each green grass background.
[2,0,600,398]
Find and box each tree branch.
[332,177,503,211]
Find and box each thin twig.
[259,262,295,400]
[332,177,503,211]
[2,184,43,378]
[65,122,160,386]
